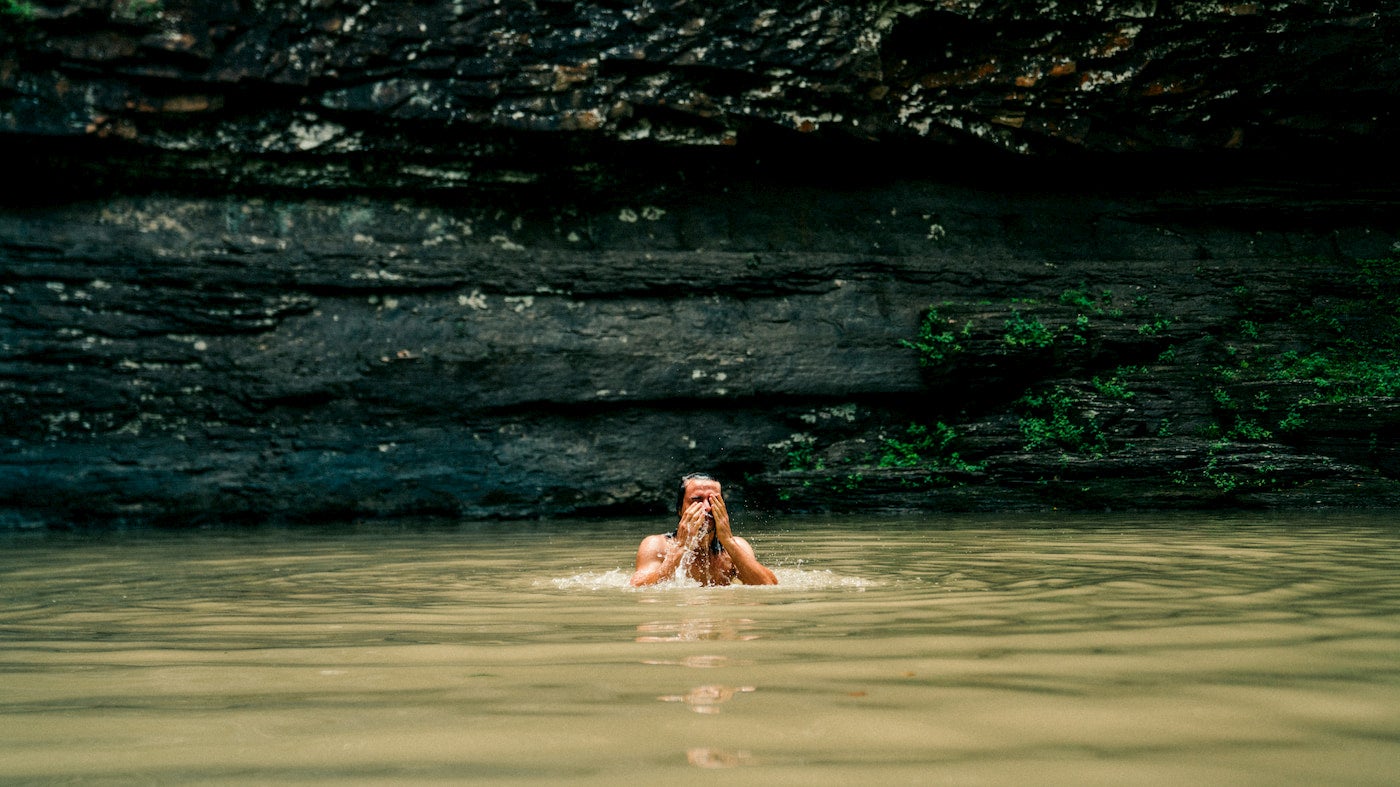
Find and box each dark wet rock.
[2,1,1399,526]
[4,0,1398,162]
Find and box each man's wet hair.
[676,472,717,514]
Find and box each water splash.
[772,567,876,590]
[544,568,632,590]
[542,567,874,591]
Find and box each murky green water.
[2,513,1398,784]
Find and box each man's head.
[677,472,721,519]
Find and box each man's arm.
[724,535,778,585]
[710,494,778,585]
[629,534,683,586]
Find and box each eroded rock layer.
[3,0,1399,525]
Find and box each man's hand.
[709,492,733,547]
[676,500,711,550]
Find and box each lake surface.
[2,512,1398,784]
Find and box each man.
[630,473,779,587]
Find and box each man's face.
[681,478,722,522]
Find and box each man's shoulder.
[638,533,671,550]
[724,535,756,557]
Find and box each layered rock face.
[3,0,1399,526]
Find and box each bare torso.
[674,537,738,586]
[637,533,740,586]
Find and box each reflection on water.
[640,654,744,668]
[686,746,755,769]
[657,684,756,714]
[635,618,761,642]
[1,513,1399,784]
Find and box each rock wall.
[3,0,1399,526]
